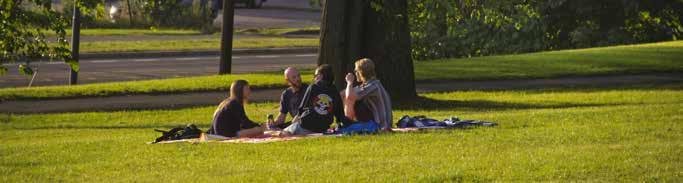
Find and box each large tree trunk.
[318,0,416,99]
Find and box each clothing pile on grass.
[150,115,497,144]
[396,115,497,129]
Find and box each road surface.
[0,53,317,88]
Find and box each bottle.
[266,114,275,130]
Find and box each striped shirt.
[353,79,393,129]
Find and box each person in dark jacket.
[282,65,350,135]
[207,80,265,137]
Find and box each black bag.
[152,124,203,143]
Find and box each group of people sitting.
[206,58,393,137]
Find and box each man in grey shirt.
[271,67,308,129]
[343,58,393,131]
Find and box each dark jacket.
[297,80,349,132]
[208,99,259,137]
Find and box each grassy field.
[1,41,681,101]
[79,37,319,53]
[1,84,680,181]
[71,28,202,36]
[415,40,683,81]
[58,28,319,37]
[0,73,313,101]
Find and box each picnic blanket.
[150,127,478,144]
[151,131,336,144]
[150,115,497,144]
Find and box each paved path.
[263,0,322,10]
[216,6,320,29]
[0,53,317,88]
[1,73,680,114]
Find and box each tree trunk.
[70,4,81,85]
[318,0,416,99]
[126,0,134,27]
[219,0,234,74]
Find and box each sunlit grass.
[1,85,680,181]
[79,37,319,53]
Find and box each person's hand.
[345,73,355,85]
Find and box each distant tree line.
[409,0,683,60]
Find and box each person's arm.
[334,90,351,127]
[275,91,289,124]
[234,103,264,137]
[236,102,259,129]
[274,112,287,124]
[354,81,380,99]
[344,73,357,120]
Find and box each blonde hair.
[355,58,376,82]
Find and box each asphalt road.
[211,4,321,29]
[0,53,317,88]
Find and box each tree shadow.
[394,96,620,111]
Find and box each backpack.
[152,124,203,143]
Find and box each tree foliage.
[0,0,100,75]
[140,0,213,29]
[409,0,683,60]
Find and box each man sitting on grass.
[270,67,308,129]
[281,65,350,136]
[342,58,393,132]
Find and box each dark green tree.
[408,0,683,60]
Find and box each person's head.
[229,80,251,104]
[284,67,302,89]
[354,58,376,83]
[214,80,251,118]
[314,64,334,86]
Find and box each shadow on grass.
[394,96,620,111]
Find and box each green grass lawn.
[235,27,320,36]
[0,73,313,101]
[1,84,680,181]
[415,40,683,81]
[79,37,319,53]
[1,41,681,101]
[59,28,319,37]
[71,28,202,36]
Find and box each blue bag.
[336,121,380,135]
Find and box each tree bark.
[126,0,134,27]
[318,0,416,99]
[317,0,348,87]
[219,0,234,74]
